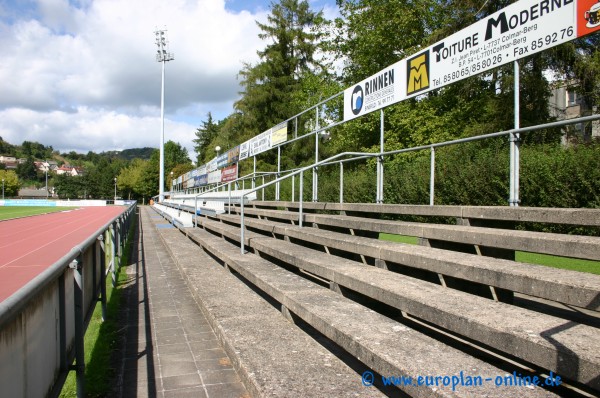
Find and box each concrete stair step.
[195,216,600,391]
[233,206,600,261]
[219,213,600,310]
[184,226,559,397]
[251,201,600,227]
[155,226,385,398]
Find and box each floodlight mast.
[155,28,174,202]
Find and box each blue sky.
[0,0,338,157]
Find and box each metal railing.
[0,203,136,398]
[234,114,600,254]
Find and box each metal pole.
[98,236,107,321]
[252,157,256,189]
[71,257,85,398]
[510,61,521,207]
[228,182,231,215]
[378,109,384,203]
[292,174,295,202]
[240,197,245,254]
[45,170,48,199]
[276,146,281,201]
[159,59,165,202]
[340,162,344,204]
[313,107,319,202]
[299,170,304,227]
[430,147,435,206]
[262,175,265,201]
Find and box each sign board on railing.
[343,0,600,121]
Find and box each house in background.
[548,82,599,144]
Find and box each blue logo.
[362,371,375,387]
[351,85,364,115]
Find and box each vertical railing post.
[510,60,521,207]
[276,146,281,201]
[58,271,67,375]
[430,147,435,206]
[313,107,319,202]
[240,195,245,254]
[194,195,198,227]
[228,182,232,215]
[377,109,385,203]
[262,176,265,201]
[252,157,256,189]
[339,162,344,204]
[98,235,107,321]
[292,174,295,202]
[299,170,304,227]
[111,223,117,287]
[70,256,85,398]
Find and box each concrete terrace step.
[233,207,600,261]
[252,201,600,227]
[218,213,600,311]
[154,226,385,397]
[184,226,558,398]
[194,216,600,391]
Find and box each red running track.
[0,206,127,303]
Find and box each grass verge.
[59,211,137,397]
[379,233,600,275]
[0,206,77,220]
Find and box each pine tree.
[235,0,325,133]
[193,112,220,164]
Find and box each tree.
[193,113,220,164]
[0,170,19,197]
[16,157,37,181]
[235,0,326,133]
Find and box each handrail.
[234,114,600,254]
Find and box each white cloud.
[0,0,339,159]
[0,0,270,157]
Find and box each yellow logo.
[407,51,430,95]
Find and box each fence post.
[98,235,107,321]
[240,197,245,254]
[430,147,435,206]
[339,162,344,204]
[276,146,281,201]
[70,256,85,398]
[299,170,304,227]
[510,60,521,207]
[313,107,319,202]
[292,174,295,202]
[377,109,384,203]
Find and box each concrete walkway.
[112,207,249,398]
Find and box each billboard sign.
[344,0,600,121]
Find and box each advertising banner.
[249,129,272,157]
[344,0,600,121]
[207,158,218,173]
[221,164,239,183]
[194,174,208,187]
[217,153,228,169]
[208,170,221,184]
[271,122,288,146]
[239,141,250,160]
[227,146,240,165]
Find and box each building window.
[567,90,581,106]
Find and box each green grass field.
[379,233,600,275]
[0,206,77,220]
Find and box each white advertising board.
[249,129,272,157]
[344,0,600,121]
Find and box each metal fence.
[0,203,136,397]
